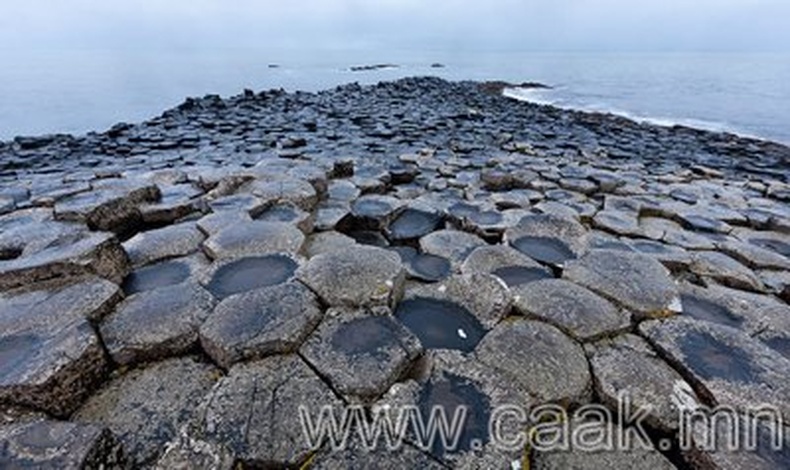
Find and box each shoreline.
[2,76,789,153]
[1,76,789,468]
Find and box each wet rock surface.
[2,77,790,467]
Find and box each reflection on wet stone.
[417,372,492,458]
[681,294,744,329]
[492,265,553,287]
[387,209,443,241]
[206,254,297,299]
[395,298,485,352]
[511,236,577,266]
[122,259,191,295]
[679,330,761,383]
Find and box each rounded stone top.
[297,245,406,308]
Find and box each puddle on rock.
[255,205,300,224]
[408,254,451,282]
[331,316,402,360]
[761,336,790,360]
[388,209,443,241]
[122,260,191,295]
[492,266,553,287]
[395,298,485,352]
[206,255,298,300]
[511,236,577,266]
[417,372,492,458]
[680,294,744,329]
[679,330,762,383]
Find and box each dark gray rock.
[0,419,127,469]
[690,251,765,292]
[0,231,130,291]
[419,229,487,266]
[297,245,405,308]
[476,319,592,406]
[513,279,630,341]
[201,220,305,260]
[248,177,318,211]
[101,281,216,366]
[122,222,205,268]
[564,249,682,319]
[0,277,120,416]
[74,357,220,467]
[190,355,343,467]
[54,183,160,233]
[196,210,252,236]
[300,308,422,399]
[200,282,323,369]
[505,213,589,267]
[640,317,790,421]
[586,334,702,432]
[461,244,553,287]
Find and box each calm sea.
[0,49,788,144]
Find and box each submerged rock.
[203,254,299,300]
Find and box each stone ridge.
[0,77,789,468]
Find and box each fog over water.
[1,1,788,141]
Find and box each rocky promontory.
[1,77,790,468]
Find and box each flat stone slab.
[374,350,533,467]
[640,317,790,421]
[302,231,357,258]
[532,418,676,470]
[196,210,252,236]
[563,249,682,319]
[121,253,207,295]
[475,319,592,406]
[690,250,765,292]
[202,253,300,299]
[74,357,220,467]
[0,277,121,416]
[419,229,487,266]
[297,245,405,308]
[513,279,631,341]
[403,273,512,329]
[586,334,702,432]
[505,213,589,267]
[0,231,129,291]
[101,281,216,366]
[189,355,343,467]
[392,246,452,282]
[386,208,444,241]
[122,222,205,268]
[200,282,323,369]
[255,202,314,233]
[461,244,553,288]
[248,177,318,211]
[54,183,160,233]
[207,193,268,216]
[0,419,126,469]
[201,220,305,260]
[300,308,422,399]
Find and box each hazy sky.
[1,0,788,52]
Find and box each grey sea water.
[0,48,788,144]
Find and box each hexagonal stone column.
[101,281,217,366]
[564,249,682,319]
[0,419,126,468]
[476,319,592,406]
[513,279,630,342]
[192,355,343,467]
[297,245,405,308]
[0,277,121,416]
[300,308,422,399]
[73,357,220,467]
[200,282,324,369]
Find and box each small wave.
[503,86,760,140]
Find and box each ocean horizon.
[1,49,788,145]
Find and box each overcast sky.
[1,0,788,52]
